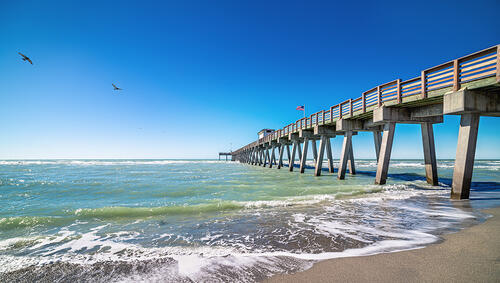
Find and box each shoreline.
[266,206,500,283]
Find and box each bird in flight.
[112,83,123,91]
[18,52,33,65]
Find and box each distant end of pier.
[218,152,233,161]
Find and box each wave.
[0,182,444,231]
[0,216,71,230]
[72,202,244,218]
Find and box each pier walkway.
[232,45,500,199]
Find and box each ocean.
[1,159,500,282]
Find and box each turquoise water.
[1,159,500,282]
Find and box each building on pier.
[258,129,274,139]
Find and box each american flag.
[296,105,304,111]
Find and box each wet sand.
[266,207,500,283]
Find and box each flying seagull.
[112,83,122,91]
[18,52,33,65]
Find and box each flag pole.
[303,105,306,119]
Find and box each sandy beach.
[267,206,500,283]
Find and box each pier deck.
[232,45,500,199]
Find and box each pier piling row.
[231,45,500,199]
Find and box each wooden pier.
[232,45,500,199]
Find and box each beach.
[267,206,500,283]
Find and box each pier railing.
[237,45,500,151]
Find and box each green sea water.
[0,159,499,282]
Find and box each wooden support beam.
[290,141,297,172]
[375,123,396,185]
[338,131,352,180]
[326,138,334,173]
[277,144,284,169]
[373,131,382,162]
[315,135,327,176]
[421,123,438,186]
[300,137,309,173]
[451,114,480,199]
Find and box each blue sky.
[0,0,499,159]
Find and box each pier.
[219,152,233,161]
[232,45,500,199]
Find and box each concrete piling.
[375,122,395,185]
[277,144,284,169]
[311,139,318,165]
[300,137,309,173]
[326,138,334,173]
[338,131,352,180]
[348,144,356,175]
[314,135,327,176]
[373,131,382,162]
[290,141,297,172]
[421,122,438,186]
[451,114,480,199]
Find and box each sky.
[0,0,499,159]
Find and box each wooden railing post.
[322,111,325,124]
[396,79,402,103]
[377,86,381,107]
[349,99,353,117]
[421,70,427,98]
[453,59,460,91]
[362,92,366,113]
[339,104,343,119]
[330,106,334,121]
[496,45,500,83]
